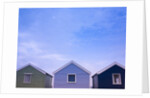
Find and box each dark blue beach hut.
[92,62,125,89]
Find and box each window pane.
[24,74,31,83]
[113,74,121,85]
[68,75,75,82]
[114,74,119,83]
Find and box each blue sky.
[17,7,126,75]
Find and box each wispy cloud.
[40,54,69,61]
[18,41,42,55]
[17,39,70,73]
[17,8,126,74]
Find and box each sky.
[17,7,126,75]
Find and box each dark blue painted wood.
[93,65,125,89]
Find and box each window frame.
[67,73,76,83]
[23,73,32,83]
[112,73,122,85]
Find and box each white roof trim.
[96,62,125,75]
[17,63,52,76]
[53,60,91,74]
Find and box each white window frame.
[112,73,122,85]
[23,73,32,83]
[67,73,76,83]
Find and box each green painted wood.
[16,65,52,88]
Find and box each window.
[24,73,32,83]
[112,73,121,85]
[67,74,76,83]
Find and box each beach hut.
[92,62,125,89]
[16,64,52,88]
[53,61,91,88]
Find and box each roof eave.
[96,62,125,75]
[53,61,91,75]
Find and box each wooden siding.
[54,63,90,88]
[16,65,52,88]
[45,75,52,88]
[93,65,125,89]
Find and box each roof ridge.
[53,61,91,74]
[17,63,52,77]
[95,62,125,75]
